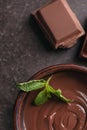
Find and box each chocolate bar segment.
[81,34,87,58]
[32,0,85,49]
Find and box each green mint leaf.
[16,79,46,92]
[47,85,61,96]
[53,89,71,103]
[59,94,72,103]
[46,85,71,103]
[52,89,62,97]
[34,89,49,105]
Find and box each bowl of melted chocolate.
[14,64,87,130]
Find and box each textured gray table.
[0,0,87,130]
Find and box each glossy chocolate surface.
[32,0,85,49]
[14,65,87,130]
[81,34,87,58]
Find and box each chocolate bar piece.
[81,34,87,58]
[32,0,85,49]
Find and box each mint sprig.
[17,77,72,105]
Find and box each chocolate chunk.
[81,33,87,58]
[32,0,85,49]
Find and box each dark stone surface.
[0,0,87,130]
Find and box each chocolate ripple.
[23,72,87,130]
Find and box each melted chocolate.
[23,71,87,130]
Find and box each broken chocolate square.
[32,0,85,49]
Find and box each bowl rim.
[14,64,87,130]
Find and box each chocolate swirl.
[23,72,87,130]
